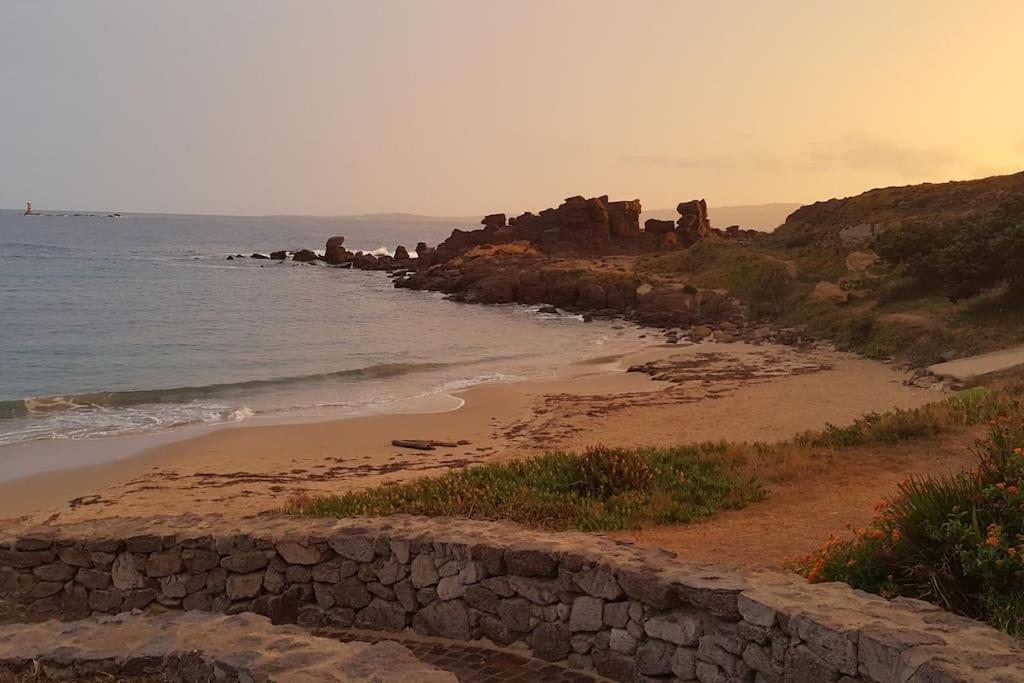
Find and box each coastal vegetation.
[291,385,1021,531]
[793,419,1024,635]
[288,445,764,531]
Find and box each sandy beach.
[0,340,939,527]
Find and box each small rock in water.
[250,253,269,259]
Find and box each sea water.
[0,210,640,475]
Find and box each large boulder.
[644,219,675,235]
[676,199,713,246]
[292,249,317,263]
[607,200,642,237]
[394,245,411,261]
[324,236,350,265]
[481,214,506,228]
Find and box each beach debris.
[391,439,460,451]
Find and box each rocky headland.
[250,194,785,346]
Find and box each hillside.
[774,170,1024,244]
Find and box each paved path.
[928,344,1024,381]
[320,628,603,683]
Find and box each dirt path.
[929,344,1024,381]
[610,430,983,569]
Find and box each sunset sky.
[1,1,1022,216]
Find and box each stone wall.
[1,515,1021,683]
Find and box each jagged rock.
[481,213,506,228]
[270,250,287,260]
[394,245,410,260]
[644,218,676,235]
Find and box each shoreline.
[0,340,939,525]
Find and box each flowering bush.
[794,423,1024,634]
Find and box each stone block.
[88,589,123,613]
[617,570,678,609]
[594,649,637,683]
[111,553,147,591]
[505,548,557,577]
[276,540,327,565]
[464,584,498,614]
[220,551,268,574]
[792,614,858,676]
[410,554,439,588]
[532,622,571,661]
[574,565,624,600]
[609,628,637,654]
[784,644,839,683]
[33,562,75,583]
[355,598,408,631]
[413,599,471,640]
[56,546,91,568]
[569,595,604,632]
[508,575,560,605]
[311,558,358,584]
[673,646,698,680]
[225,572,263,600]
[636,638,674,675]
[645,611,703,646]
[497,597,532,632]
[328,536,376,563]
[436,574,466,601]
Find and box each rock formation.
[675,199,713,246]
[324,236,348,264]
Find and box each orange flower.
[987,536,1000,547]
[873,500,887,513]
[891,529,903,543]
[1009,547,1018,557]
[1009,485,1019,495]
[996,482,1007,490]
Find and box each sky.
[1,1,1022,216]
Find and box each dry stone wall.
[1,515,1022,683]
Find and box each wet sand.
[0,341,939,525]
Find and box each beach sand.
[0,341,940,528]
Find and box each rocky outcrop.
[675,200,713,246]
[0,611,454,682]
[428,195,652,265]
[2,515,1021,683]
[324,236,348,264]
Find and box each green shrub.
[874,196,1024,302]
[796,388,1012,449]
[794,421,1024,635]
[292,445,763,532]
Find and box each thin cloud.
[619,154,736,170]
[808,134,959,177]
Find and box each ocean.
[0,210,640,478]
